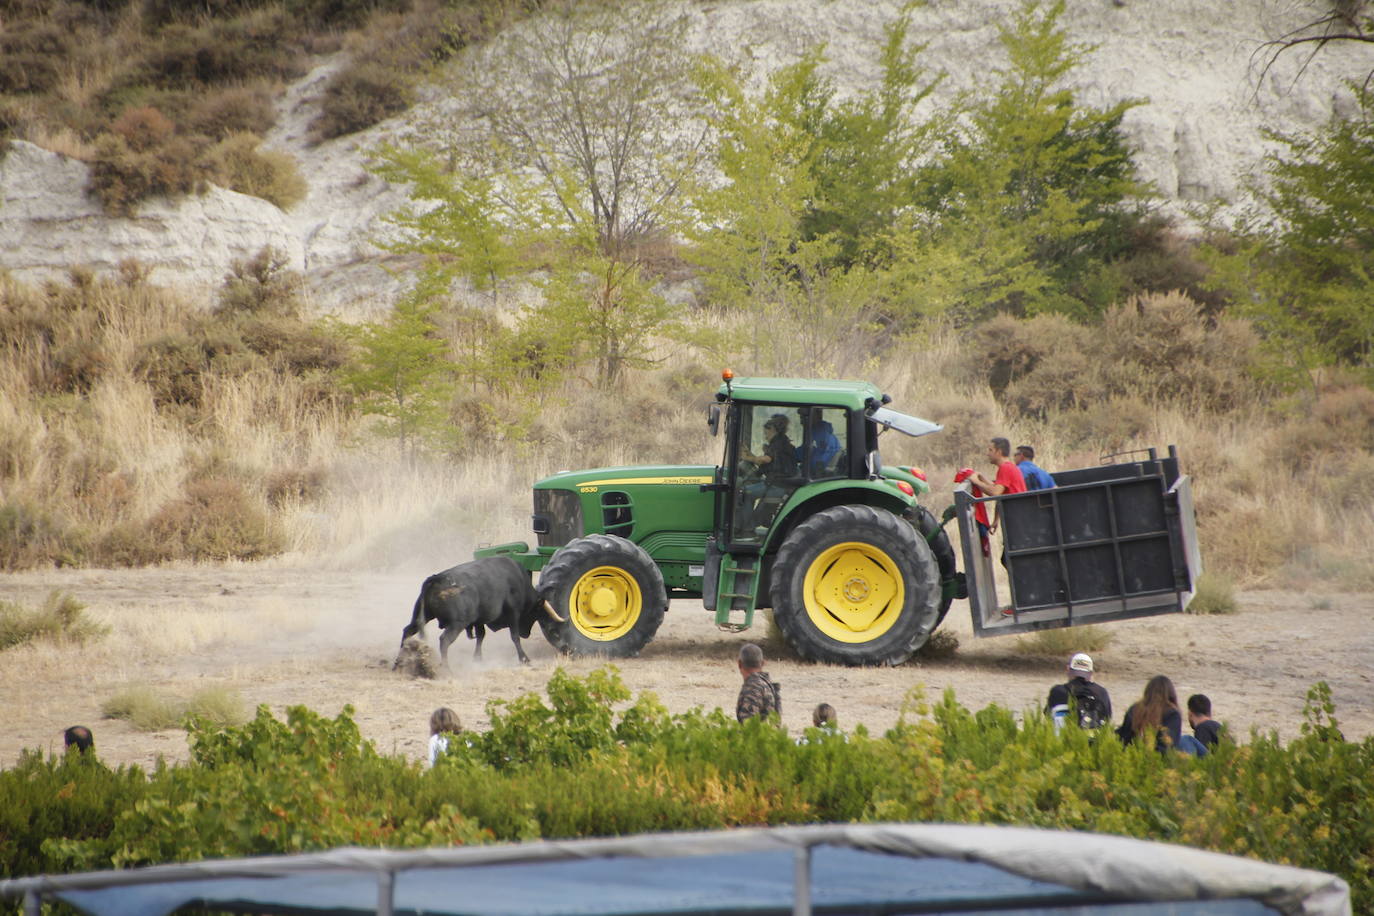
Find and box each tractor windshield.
[725,404,847,543]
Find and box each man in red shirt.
[967,437,1026,556]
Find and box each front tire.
[537,534,667,657]
[770,505,939,666]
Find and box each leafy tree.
[371,146,522,299]
[339,271,456,459]
[380,0,704,386]
[1209,81,1374,374]
[688,11,935,374]
[798,2,944,269]
[895,0,1146,322]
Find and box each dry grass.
[1014,625,1114,659]
[0,591,108,651]
[1,273,1372,593]
[1188,572,1238,615]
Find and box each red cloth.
[973,461,1027,527]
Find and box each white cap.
[1068,653,1094,675]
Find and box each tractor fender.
[764,480,914,553]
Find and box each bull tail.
[543,599,567,623]
[401,581,432,643]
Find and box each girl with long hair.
[1116,675,1183,752]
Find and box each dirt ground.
[2,564,1371,771]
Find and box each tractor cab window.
[798,407,847,479]
[726,405,805,543]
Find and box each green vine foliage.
[3,672,1370,908]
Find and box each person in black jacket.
[1045,652,1111,730]
[1187,694,1223,749]
[1117,675,1183,752]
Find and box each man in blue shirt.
[1013,445,1056,490]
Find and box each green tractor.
[477,372,1200,667]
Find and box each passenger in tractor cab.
[796,415,840,476]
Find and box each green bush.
[0,591,106,651]
[5,670,1372,909]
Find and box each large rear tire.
[770,505,939,666]
[907,504,958,627]
[537,534,667,658]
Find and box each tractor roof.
[716,377,883,411]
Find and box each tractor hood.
[535,465,715,490]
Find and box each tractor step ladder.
[714,555,759,631]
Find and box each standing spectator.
[428,707,463,766]
[735,643,782,724]
[1013,445,1056,490]
[964,438,1027,575]
[1045,653,1111,730]
[966,438,1027,541]
[799,702,844,744]
[63,726,94,755]
[1116,675,1184,753]
[1187,694,1223,750]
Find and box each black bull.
[400,557,565,666]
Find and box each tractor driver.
[742,413,798,486]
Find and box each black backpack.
[1067,680,1106,729]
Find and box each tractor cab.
[702,374,948,642]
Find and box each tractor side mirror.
[707,404,721,437]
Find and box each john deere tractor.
[478,373,961,666]
[477,372,1200,666]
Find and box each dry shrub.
[311,60,414,142]
[133,333,207,407]
[0,19,78,94]
[264,466,328,507]
[240,317,349,372]
[186,85,276,139]
[101,686,182,730]
[905,394,1001,470]
[205,132,307,209]
[216,247,302,317]
[1200,504,1291,585]
[1054,397,1155,455]
[50,340,110,393]
[0,501,81,570]
[87,108,209,215]
[1015,625,1114,658]
[913,628,959,660]
[0,590,107,649]
[144,477,285,562]
[1187,572,1237,615]
[185,687,249,726]
[967,294,1268,431]
[1270,384,1374,473]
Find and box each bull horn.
[543,599,567,622]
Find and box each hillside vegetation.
[0,0,1371,587]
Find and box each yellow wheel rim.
[801,541,905,643]
[569,566,643,641]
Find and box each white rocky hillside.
[0,0,1368,316]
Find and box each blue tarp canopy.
[0,824,1350,916]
